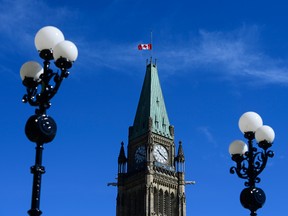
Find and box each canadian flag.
[138,44,152,50]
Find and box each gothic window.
[120,194,126,215]
[127,193,132,215]
[140,188,145,214]
[135,191,139,215]
[132,191,137,215]
[159,189,164,215]
[165,191,171,216]
[171,193,176,216]
[122,194,125,207]
[154,187,159,214]
[176,160,185,173]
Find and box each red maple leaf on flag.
[138,44,152,50]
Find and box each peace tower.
[116,60,187,216]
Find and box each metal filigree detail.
[230,136,274,188]
[22,50,70,115]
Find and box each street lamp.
[229,111,275,216]
[20,26,78,216]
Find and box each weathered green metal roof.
[130,62,172,139]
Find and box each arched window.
[154,187,159,214]
[135,191,139,215]
[127,192,137,216]
[165,191,171,216]
[171,193,176,216]
[127,193,132,216]
[159,189,164,215]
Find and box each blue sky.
[1,0,288,215]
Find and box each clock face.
[135,146,146,163]
[153,144,168,164]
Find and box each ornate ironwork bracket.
[230,134,274,188]
[22,50,70,115]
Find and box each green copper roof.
[130,62,172,139]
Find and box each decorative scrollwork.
[22,54,70,115]
[230,138,274,188]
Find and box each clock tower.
[116,60,186,216]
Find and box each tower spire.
[177,141,185,162]
[129,61,172,139]
[118,142,127,174]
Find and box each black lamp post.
[20,26,78,216]
[229,111,275,216]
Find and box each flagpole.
[137,33,153,64]
[150,31,153,62]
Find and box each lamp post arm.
[230,137,275,188]
[252,149,274,177]
[22,59,69,115]
[230,155,249,180]
[24,86,39,107]
[50,67,69,98]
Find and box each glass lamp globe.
[239,111,263,134]
[255,125,275,143]
[53,40,78,62]
[229,140,248,155]
[35,26,65,51]
[20,61,43,81]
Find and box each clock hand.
[157,150,167,160]
[138,152,145,157]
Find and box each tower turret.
[118,142,127,174]
[176,141,185,173]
